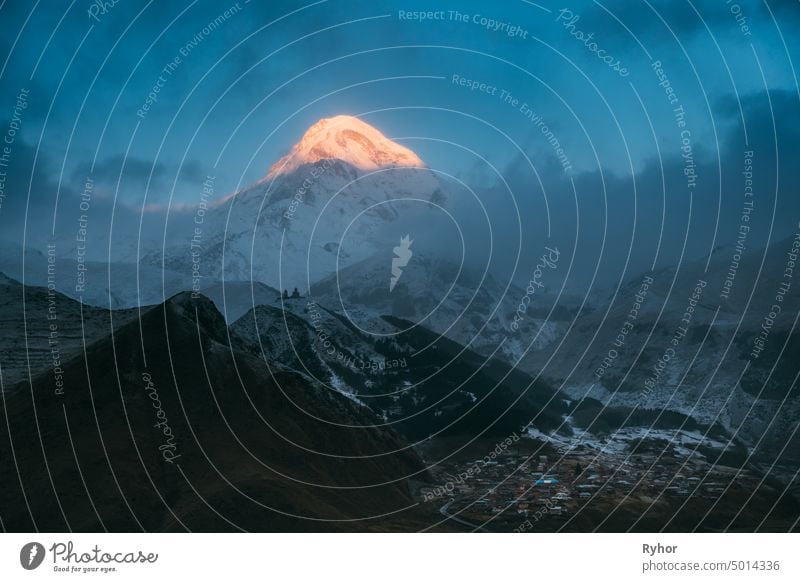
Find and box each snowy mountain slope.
[0,240,195,309]
[519,238,800,465]
[309,250,567,366]
[201,280,281,322]
[145,116,448,292]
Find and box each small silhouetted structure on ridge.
[280,288,304,300]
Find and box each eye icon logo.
[20,542,45,570]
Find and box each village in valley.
[416,429,784,532]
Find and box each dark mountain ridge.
[0,291,427,532]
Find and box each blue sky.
[0,0,798,284]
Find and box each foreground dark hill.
[0,293,427,532]
[0,272,142,389]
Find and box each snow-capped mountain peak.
[266,115,426,178]
[137,115,447,299]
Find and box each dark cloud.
[717,88,800,240]
[0,127,68,238]
[68,155,207,205]
[587,0,726,38]
[479,86,800,291]
[584,0,800,48]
